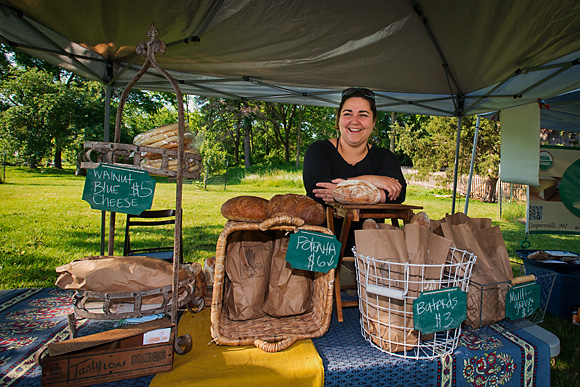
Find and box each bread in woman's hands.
[220,196,269,222]
[267,194,326,225]
[333,180,381,205]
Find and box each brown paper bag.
[55,256,189,293]
[423,233,453,291]
[224,230,273,321]
[439,221,510,327]
[355,229,417,352]
[263,233,314,317]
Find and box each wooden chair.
[123,209,182,263]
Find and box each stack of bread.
[220,193,326,226]
[134,123,201,172]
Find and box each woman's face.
[338,97,376,147]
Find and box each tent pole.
[451,116,463,214]
[464,115,480,215]
[100,84,112,255]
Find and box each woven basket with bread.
[133,123,202,174]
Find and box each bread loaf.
[221,196,269,222]
[267,194,326,225]
[362,218,379,229]
[410,211,430,227]
[133,123,191,146]
[333,180,381,205]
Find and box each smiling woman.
[302,87,407,206]
[302,87,407,255]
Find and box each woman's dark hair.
[335,87,378,129]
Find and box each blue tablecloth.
[312,307,551,387]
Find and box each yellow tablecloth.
[150,309,324,387]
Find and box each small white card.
[143,328,171,345]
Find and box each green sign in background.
[82,164,156,215]
[413,287,467,334]
[505,281,541,320]
[285,230,341,273]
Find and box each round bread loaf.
[220,196,269,222]
[333,180,381,204]
[362,218,379,229]
[267,194,326,225]
[410,211,430,227]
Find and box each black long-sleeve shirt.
[302,139,407,205]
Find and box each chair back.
[124,209,182,263]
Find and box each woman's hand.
[357,175,402,202]
[312,178,346,203]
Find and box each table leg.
[335,211,353,323]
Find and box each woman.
[303,87,406,207]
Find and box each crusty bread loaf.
[133,123,191,146]
[220,196,269,222]
[333,180,381,205]
[410,211,430,227]
[362,218,379,229]
[267,194,326,225]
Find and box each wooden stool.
[326,203,423,322]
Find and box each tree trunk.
[243,116,251,169]
[390,112,396,153]
[54,144,62,169]
[481,177,498,203]
[295,106,304,168]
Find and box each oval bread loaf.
[221,196,269,222]
[133,123,190,146]
[267,194,326,225]
[333,180,381,205]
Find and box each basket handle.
[259,215,305,230]
[253,337,297,352]
[366,284,406,300]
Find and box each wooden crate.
[40,318,174,386]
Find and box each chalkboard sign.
[82,164,156,215]
[285,230,341,273]
[505,281,541,320]
[413,287,467,334]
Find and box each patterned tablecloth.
[312,306,551,387]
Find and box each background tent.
[1,0,580,118]
[3,0,580,214]
[540,90,580,134]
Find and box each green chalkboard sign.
[82,164,156,215]
[505,281,541,320]
[285,230,341,273]
[413,287,467,334]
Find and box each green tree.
[0,68,104,168]
[396,115,500,202]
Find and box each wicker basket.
[210,215,335,352]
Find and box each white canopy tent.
[2,0,580,212]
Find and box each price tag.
[413,287,467,334]
[82,164,156,215]
[505,282,541,320]
[285,230,341,273]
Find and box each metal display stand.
[77,23,202,355]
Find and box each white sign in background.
[527,145,580,234]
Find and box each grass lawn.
[0,165,579,385]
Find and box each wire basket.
[354,247,477,359]
[463,260,556,336]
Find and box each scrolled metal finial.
[136,22,167,57]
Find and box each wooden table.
[325,203,423,322]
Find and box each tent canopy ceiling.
[2,0,580,116]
